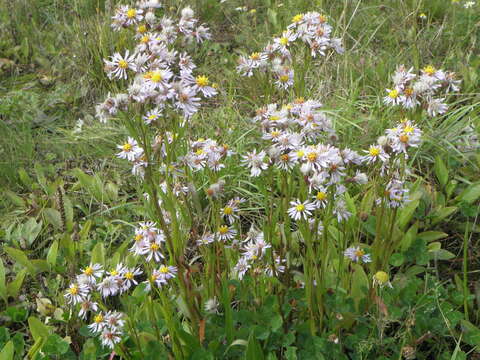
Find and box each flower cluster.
[237,12,344,89]
[366,119,423,208]
[383,64,460,116]
[185,138,233,172]
[63,263,136,348]
[64,220,178,349]
[243,98,369,223]
[232,228,286,280]
[97,5,215,123]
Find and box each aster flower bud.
[377,135,388,146]
[181,6,195,20]
[145,11,156,24]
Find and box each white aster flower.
[344,246,371,263]
[287,199,315,220]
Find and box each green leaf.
[417,231,448,242]
[224,339,248,356]
[0,259,6,303]
[64,196,74,232]
[31,260,50,274]
[285,347,297,360]
[430,207,458,226]
[4,190,24,208]
[427,242,442,252]
[397,200,419,229]
[0,327,9,346]
[0,341,14,360]
[42,334,69,355]
[27,338,44,359]
[7,269,28,298]
[18,168,33,189]
[269,314,282,332]
[389,253,405,267]
[28,317,51,342]
[434,156,449,187]
[351,264,368,310]
[431,249,456,260]
[43,208,62,230]
[460,320,480,347]
[46,240,59,267]
[405,265,425,277]
[4,247,35,275]
[457,183,480,204]
[400,223,418,251]
[246,332,264,360]
[5,306,28,323]
[91,243,105,265]
[267,9,278,29]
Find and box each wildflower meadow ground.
[0,0,479,359]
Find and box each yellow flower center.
[295,97,305,104]
[148,114,157,121]
[150,243,159,251]
[150,274,158,281]
[279,74,289,83]
[404,125,414,133]
[118,60,129,69]
[295,204,305,212]
[369,147,380,156]
[296,150,305,158]
[137,25,147,33]
[223,206,233,215]
[319,14,327,23]
[127,8,137,19]
[279,37,289,46]
[218,225,229,235]
[374,271,389,284]
[196,75,209,87]
[151,71,163,83]
[355,249,365,257]
[271,130,280,137]
[141,35,150,44]
[388,89,399,99]
[280,154,289,161]
[69,285,78,295]
[404,87,414,96]
[195,149,204,156]
[135,234,143,242]
[94,314,104,323]
[110,270,118,276]
[143,71,153,79]
[307,152,317,162]
[316,192,327,201]
[269,115,280,121]
[292,14,303,23]
[84,267,94,276]
[250,52,261,61]
[122,143,132,152]
[399,134,409,143]
[125,272,134,280]
[423,65,436,75]
[159,265,169,274]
